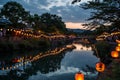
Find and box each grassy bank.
[0,38,50,52]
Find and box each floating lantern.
[95,62,105,72]
[75,72,84,80]
[111,51,119,58]
[116,46,120,52]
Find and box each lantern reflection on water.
[95,62,105,72]
[75,72,84,80]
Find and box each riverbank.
[0,34,75,52]
[93,39,120,80]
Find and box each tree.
[1,1,30,28]
[83,0,120,31]
[73,0,120,33]
[40,13,67,33]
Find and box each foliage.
[94,41,111,59]
[78,0,120,33]
[112,61,120,80]
[40,13,67,33]
[1,1,30,28]
[0,1,67,33]
[0,38,51,51]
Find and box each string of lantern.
[0,28,66,39]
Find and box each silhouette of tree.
[81,0,120,32]
[72,0,120,33]
[40,13,67,33]
[1,1,30,28]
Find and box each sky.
[0,0,91,29]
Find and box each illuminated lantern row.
[95,62,105,72]
[75,72,84,80]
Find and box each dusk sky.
[0,0,91,29]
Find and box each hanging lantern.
[111,51,119,58]
[116,46,120,52]
[95,62,105,72]
[75,72,84,80]
[118,44,120,47]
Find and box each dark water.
[0,43,99,80]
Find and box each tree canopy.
[1,1,30,28]
[73,0,120,34]
[0,1,67,34]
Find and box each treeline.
[0,1,67,34]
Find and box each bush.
[95,41,111,59]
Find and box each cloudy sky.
[0,0,91,29]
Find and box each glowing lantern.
[111,51,119,58]
[116,46,120,52]
[95,62,105,72]
[75,72,84,80]
[118,44,120,47]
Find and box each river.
[0,43,99,80]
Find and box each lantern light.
[116,46,120,52]
[118,44,120,47]
[116,40,120,43]
[95,62,105,72]
[75,72,84,80]
[111,51,119,58]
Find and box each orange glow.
[95,62,105,72]
[111,51,119,58]
[116,40,120,43]
[75,72,84,80]
[65,22,85,29]
[118,44,120,47]
[116,46,120,52]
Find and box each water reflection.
[74,44,92,51]
[0,44,99,80]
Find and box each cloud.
[0,5,3,8]
[23,0,30,4]
[0,0,92,29]
[37,0,72,11]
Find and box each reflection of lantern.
[111,51,119,58]
[75,72,84,80]
[116,46,120,52]
[95,62,105,72]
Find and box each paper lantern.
[111,51,119,58]
[75,72,84,80]
[95,62,105,72]
[118,44,120,47]
[116,46,120,52]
